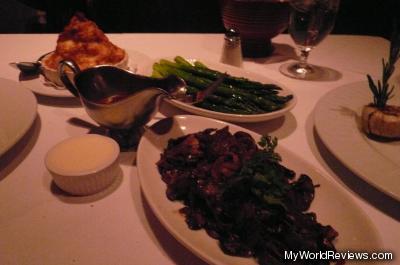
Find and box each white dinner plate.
[0,78,37,156]
[137,115,381,265]
[18,50,152,98]
[314,81,400,201]
[148,58,297,123]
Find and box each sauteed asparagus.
[152,56,293,114]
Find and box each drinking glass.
[279,0,340,80]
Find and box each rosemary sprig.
[367,22,400,109]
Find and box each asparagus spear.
[195,100,254,115]
[153,62,213,89]
[204,94,264,114]
[174,56,282,92]
[213,85,289,111]
[173,58,283,97]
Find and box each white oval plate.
[19,74,72,98]
[314,81,400,201]
[18,50,152,98]
[0,78,37,156]
[150,59,297,123]
[137,115,381,265]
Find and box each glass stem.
[298,47,311,68]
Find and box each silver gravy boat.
[58,60,187,130]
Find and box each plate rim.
[137,114,382,265]
[0,78,37,157]
[19,74,73,98]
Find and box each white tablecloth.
[0,34,398,265]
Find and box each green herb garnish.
[258,135,281,163]
[367,22,400,109]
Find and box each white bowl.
[40,51,129,87]
[45,134,120,196]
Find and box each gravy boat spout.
[58,60,187,130]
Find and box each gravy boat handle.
[58,60,81,97]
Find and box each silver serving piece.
[9,52,52,74]
[58,60,187,130]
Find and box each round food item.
[45,134,120,195]
[41,13,129,86]
[361,104,400,139]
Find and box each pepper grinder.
[220,29,243,67]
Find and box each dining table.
[0,33,399,265]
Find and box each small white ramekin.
[45,134,120,196]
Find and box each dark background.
[1,0,399,39]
